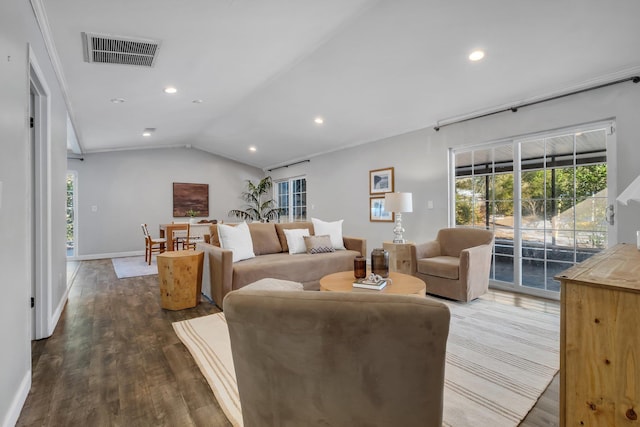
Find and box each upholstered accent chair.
[224,289,451,427]
[411,227,494,302]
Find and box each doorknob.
[605,204,615,226]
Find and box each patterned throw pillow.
[303,235,335,254]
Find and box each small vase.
[189,217,197,224]
[354,256,366,279]
[371,248,389,278]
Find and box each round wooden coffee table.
[320,270,426,296]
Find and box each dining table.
[159,223,212,251]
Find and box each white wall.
[0,0,69,425]
[71,147,263,258]
[278,82,640,256]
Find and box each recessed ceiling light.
[110,98,126,103]
[469,50,485,61]
[164,87,177,94]
[314,117,324,124]
[249,146,257,152]
[142,127,156,137]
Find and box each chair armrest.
[343,236,366,256]
[197,242,234,308]
[459,243,493,286]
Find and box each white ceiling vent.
[82,32,161,67]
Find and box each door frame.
[449,119,617,301]
[29,46,52,340]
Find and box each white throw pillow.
[311,218,345,250]
[217,222,255,262]
[283,228,310,254]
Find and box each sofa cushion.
[283,228,310,254]
[304,235,335,254]
[275,222,315,252]
[247,223,283,255]
[417,256,460,280]
[312,218,346,250]
[232,250,359,291]
[218,222,255,262]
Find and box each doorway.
[450,121,616,299]
[29,49,52,340]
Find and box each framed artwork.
[173,182,209,217]
[370,197,394,222]
[369,167,394,194]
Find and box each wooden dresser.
[555,243,640,426]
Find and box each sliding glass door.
[451,122,616,298]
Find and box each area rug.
[173,298,559,427]
[111,256,158,278]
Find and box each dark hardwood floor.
[17,260,559,426]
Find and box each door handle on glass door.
[605,204,615,225]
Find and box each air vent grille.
[82,32,161,67]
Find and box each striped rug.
[173,297,559,427]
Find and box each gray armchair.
[411,227,494,302]
[224,289,450,427]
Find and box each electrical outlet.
[91,205,98,212]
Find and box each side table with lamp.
[383,192,414,274]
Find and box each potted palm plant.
[228,176,281,222]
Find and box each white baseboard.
[48,281,71,337]
[70,250,144,261]
[2,369,31,427]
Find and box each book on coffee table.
[353,278,387,290]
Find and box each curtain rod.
[267,159,310,172]
[434,75,640,131]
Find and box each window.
[275,177,307,222]
[66,171,77,257]
[450,122,615,298]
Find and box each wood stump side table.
[157,250,204,310]
[383,242,414,274]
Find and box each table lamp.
[384,192,413,243]
[617,174,640,249]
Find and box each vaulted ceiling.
[38,0,640,169]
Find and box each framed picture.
[369,167,394,194]
[370,197,394,222]
[173,182,209,217]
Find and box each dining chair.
[170,222,190,250]
[141,223,166,265]
[182,224,207,250]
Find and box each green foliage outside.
[66,174,74,248]
[456,164,607,228]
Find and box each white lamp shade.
[617,175,640,205]
[385,192,413,213]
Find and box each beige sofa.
[197,221,366,307]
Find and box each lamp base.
[392,213,406,244]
